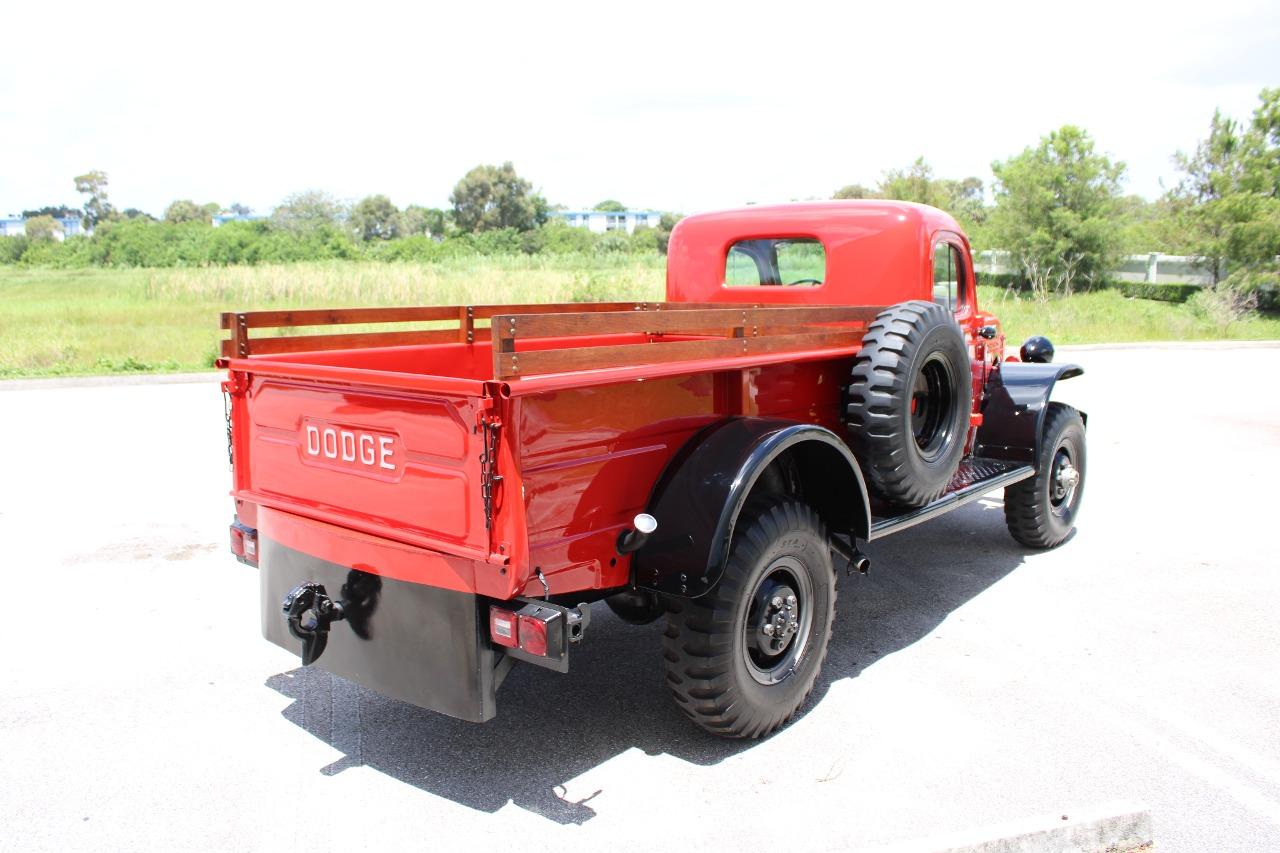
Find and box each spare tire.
[845,300,972,507]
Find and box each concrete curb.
[859,803,1152,853]
[0,371,220,391]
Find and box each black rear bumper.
[259,536,502,723]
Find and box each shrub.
[0,236,30,264]
[1189,285,1260,331]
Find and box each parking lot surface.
[1,343,1278,852]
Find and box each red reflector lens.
[229,526,245,557]
[518,614,549,656]
[489,607,519,648]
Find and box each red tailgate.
[233,375,490,559]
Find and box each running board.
[868,458,1035,541]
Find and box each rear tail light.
[488,604,557,657]
[230,519,258,566]
[489,607,519,648]
[517,613,548,656]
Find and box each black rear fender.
[633,418,870,599]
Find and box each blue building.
[550,209,661,235]
[212,212,269,227]
[0,214,88,240]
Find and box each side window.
[932,242,966,311]
[724,238,825,287]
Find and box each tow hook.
[282,582,346,666]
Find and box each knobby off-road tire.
[846,300,972,507]
[1004,403,1086,548]
[662,500,836,739]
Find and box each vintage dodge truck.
[219,200,1086,738]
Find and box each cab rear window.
[725,238,825,287]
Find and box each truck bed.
[219,301,881,601]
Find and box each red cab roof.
[666,200,967,306]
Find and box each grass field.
[1,259,1277,378]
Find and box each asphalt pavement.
[1,343,1277,851]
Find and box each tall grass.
[0,258,665,377]
[0,261,1276,378]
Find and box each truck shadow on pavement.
[267,498,1031,825]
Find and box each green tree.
[450,162,545,233]
[22,205,78,219]
[832,184,874,199]
[872,159,987,241]
[73,170,114,228]
[228,202,253,216]
[1172,89,1280,284]
[655,211,683,254]
[350,194,402,241]
[165,199,213,224]
[988,126,1126,294]
[878,157,943,205]
[272,190,345,232]
[23,215,62,242]
[593,199,626,212]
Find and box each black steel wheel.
[846,300,972,507]
[662,500,836,739]
[1004,403,1086,548]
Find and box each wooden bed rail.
[220,301,882,379]
[219,301,666,358]
[490,304,881,379]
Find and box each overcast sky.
[3,0,1278,218]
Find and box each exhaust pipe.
[830,535,870,576]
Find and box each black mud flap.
[260,536,502,723]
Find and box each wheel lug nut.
[786,595,796,606]
[763,624,774,636]
[771,596,783,608]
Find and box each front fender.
[633,417,870,599]
[975,362,1086,463]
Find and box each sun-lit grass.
[0,257,666,377]
[978,285,1280,344]
[0,261,1275,378]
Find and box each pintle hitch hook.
[282,582,346,666]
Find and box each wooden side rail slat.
[219,301,671,331]
[491,306,880,340]
[495,330,863,379]
[219,327,492,357]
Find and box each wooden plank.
[495,330,862,379]
[231,306,461,328]
[223,327,491,357]
[492,306,880,340]
[471,301,654,319]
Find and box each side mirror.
[978,325,998,340]
[1020,336,1055,363]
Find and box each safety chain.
[222,386,234,470]
[479,415,504,529]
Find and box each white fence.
[973,251,1219,285]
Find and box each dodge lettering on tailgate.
[300,418,401,478]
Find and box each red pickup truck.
[219,200,1086,739]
